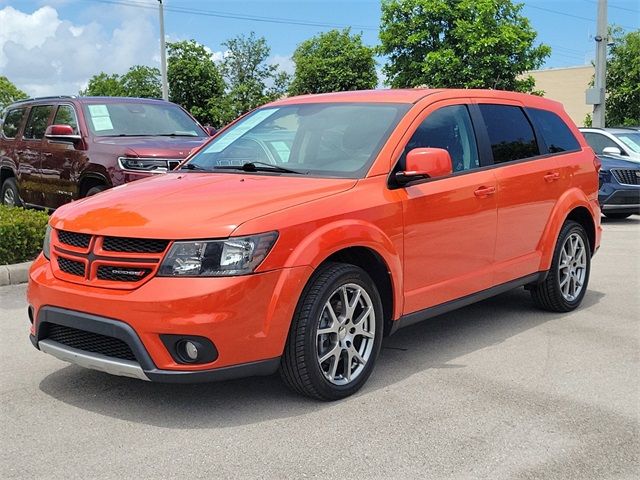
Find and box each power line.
[585,0,639,14]
[524,3,636,30]
[87,0,378,31]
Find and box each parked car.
[598,154,640,219]
[0,96,213,209]
[579,127,640,162]
[28,89,601,400]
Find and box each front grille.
[57,257,85,277]
[611,169,640,185]
[58,230,91,249]
[45,323,136,361]
[102,236,169,253]
[97,265,151,282]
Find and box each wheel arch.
[78,171,110,198]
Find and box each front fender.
[538,187,600,270]
[279,219,404,320]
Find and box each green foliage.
[81,66,161,98]
[167,40,225,126]
[0,76,28,109]
[0,206,49,265]
[605,28,640,126]
[220,32,290,122]
[289,29,378,95]
[121,65,162,98]
[379,0,550,92]
[80,72,125,96]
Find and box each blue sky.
[1,0,639,96]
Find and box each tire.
[85,185,107,197]
[604,212,632,220]
[530,220,591,312]
[280,262,384,401]
[1,177,22,207]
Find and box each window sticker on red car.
[87,104,114,131]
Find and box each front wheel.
[280,262,383,400]
[1,178,22,207]
[530,220,591,312]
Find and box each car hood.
[92,135,208,158]
[599,154,640,170]
[51,173,357,239]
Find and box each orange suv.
[27,89,601,400]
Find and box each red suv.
[0,96,211,209]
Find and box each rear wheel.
[604,212,632,220]
[530,220,591,312]
[280,262,383,400]
[1,178,22,207]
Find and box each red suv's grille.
[51,230,170,289]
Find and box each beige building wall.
[526,65,595,126]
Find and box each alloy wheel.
[558,232,587,302]
[3,187,15,206]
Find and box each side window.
[405,105,480,173]
[23,105,54,140]
[53,105,79,135]
[527,108,580,153]
[2,108,27,138]
[479,104,540,164]
[582,132,623,155]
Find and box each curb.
[0,261,32,286]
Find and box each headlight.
[118,157,174,173]
[43,225,52,260]
[158,232,278,277]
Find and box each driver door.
[396,101,498,314]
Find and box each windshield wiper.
[179,163,206,171]
[213,162,304,174]
[156,132,199,137]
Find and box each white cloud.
[0,5,159,96]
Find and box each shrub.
[0,206,49,265]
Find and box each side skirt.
[389,272,546,335]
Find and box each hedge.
[0,206,49,265]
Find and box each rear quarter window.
[478,104,539,164]
[527,108,580,153]
[2,108,27,139]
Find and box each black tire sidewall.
[300,265,384,400]
[550,221,591,310]
[1,178,21,207]
[86,186,106,197]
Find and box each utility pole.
[592,0,607,127]
[158,0,169,101]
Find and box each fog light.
[183,341,199,361]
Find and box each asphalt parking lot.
[1,218,638,480]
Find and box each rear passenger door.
[475,102,564,284]
[19,104,54,206]
[398,102,498,313]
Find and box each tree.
[379,0,551,92]
[80,72,125,97]
[121,65,162,98]
[289,29,377,95]
[604,28,640,126]
[0,76,28,109]
[167,40,225,125]
[220,32,290,122]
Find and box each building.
[527,65,595,126]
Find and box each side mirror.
[45,124,81,142]
[602,146,622,156]
[204,126,217,136]
[396,148,453,185]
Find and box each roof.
[8,96,170,108]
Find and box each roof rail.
[12,95,77,104]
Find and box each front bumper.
[28,254,312,381]
[599,181,640,214]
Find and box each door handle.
[544,172,560,182]
[474,186,496,197]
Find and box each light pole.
[592,0,607,127]
[158,0,169,101]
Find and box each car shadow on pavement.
[38,287,605,429]
[600,215,639,224]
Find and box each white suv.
[579,127,640,162]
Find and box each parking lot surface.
[1,219,638,479]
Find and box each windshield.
[614,132,640,154]
[187,103,410,178]
[82,102,206,137]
